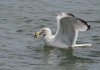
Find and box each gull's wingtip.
[87,23,91,30]
[77,18,91,31]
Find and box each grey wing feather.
[76,18,91,31]
[55,17,78,47]
[55,15,91,47]
[66,13,91,31]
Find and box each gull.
[34,12,91,48]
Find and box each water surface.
[0,0,100,70]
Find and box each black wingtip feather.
[87,23,91,30]
[67,13,75,17]
[77,18,91,30]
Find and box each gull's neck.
[43,30,55,41]
[44,33,55,40]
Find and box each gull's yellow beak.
[34,31,42,38]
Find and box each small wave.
[88,21,100,23]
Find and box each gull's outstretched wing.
[54,13,90,47]
[74,17,90,31]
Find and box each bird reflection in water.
[43,45,93,69]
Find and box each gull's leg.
[75,44,92,47]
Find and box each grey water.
[0,0,100,70]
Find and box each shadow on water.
[43,45,94,67]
